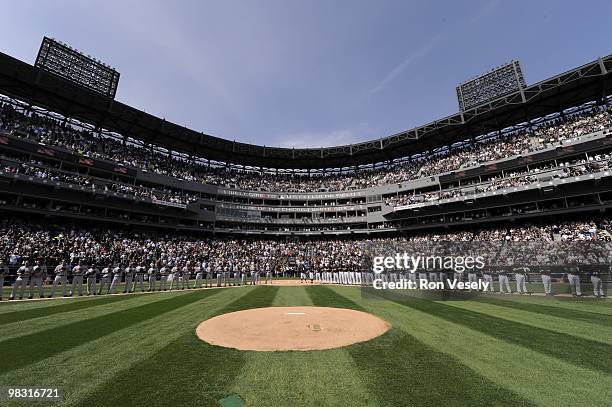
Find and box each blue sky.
[1,0,610,147]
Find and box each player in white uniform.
[124,264,135,293]
[98,265,112,295]
[85,264,97,296]
[514,266,529,294]
[50,261,68,297]
[159,264,169,291]
[133,264,146,292]
[170,265,181,290]
[70,262,84,296]
[109,264,123,294]
[193,262,203,289]
[148,262,158,291]
[181,262,191,290]
[10,261,30,300]
[29,260,46,299]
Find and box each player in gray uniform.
[514,266,529,294]
[567,265,582,297]
[98,265,112,295]
[0,257,7,301]
[540,266,553,296]
[216,263,223,287]
[181,262,191,290]
[85,264,97,296]
[10,261,30,300]
[29,259,46,299]
[249,262,257,285]
[193,262,203,289]
[204,260,214,288]
[159,264,169,291]
[109,264,123,294]
[240,263,248,286]
[70,262,84,296]
[133,264,146,292]
[265,262,273,284]
[50,261,68,297]
[124,264,135,293]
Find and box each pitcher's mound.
[196,306,390,351]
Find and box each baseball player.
[133,264,146,292]
[159,263,169,291]
[181,262,191,289]
[148,262,158,291]
[589,267,605,298]
[418,268,428,288]
[10,260,30,300]
[216,263,223,287]
[193,262,203,289]
[467,269,477,290]
[204,260,214,288]
[567,264,582,297]
[124,264,135,293]
[498,267,511,294]
[29,259,46,299]
[240,263,247,286]
[85,264,97,296]
[0,257,7,301]
[109,264,123,294]
[70,262,84,296]
[265,262,273,284]
[514,266,529,295]
[98,264,112,295]
[482,268,494,293]
[170,264,181,290]
[540,266,553,296]
[233,263,241,286]
[49,261,68,297]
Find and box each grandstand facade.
[0,51,611,237]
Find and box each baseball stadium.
[1,2,612,406]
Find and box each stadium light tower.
[457,60,526,111]
[34,36,120,98]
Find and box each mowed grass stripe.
[336,287,612,406]
[73,286,279,407]
[380,291,612,375]
[232,348,376,407]
[272,285,314,306]
[0,294,139,325]
[0,287,250,406]
[0,293,169,342]
[231,286,374,407]
[443,301,612,345]
[475,296,612,324]
[0,289,222,374]
[309,286,532,407]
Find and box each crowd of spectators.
[385,152,612,207]
[1,217,610,275]
[1,101,610,193]
[0,160,199,205]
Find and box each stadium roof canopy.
[0,51,611,169]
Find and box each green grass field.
[1,285,611,406]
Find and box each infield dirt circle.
[195,306,391,351]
